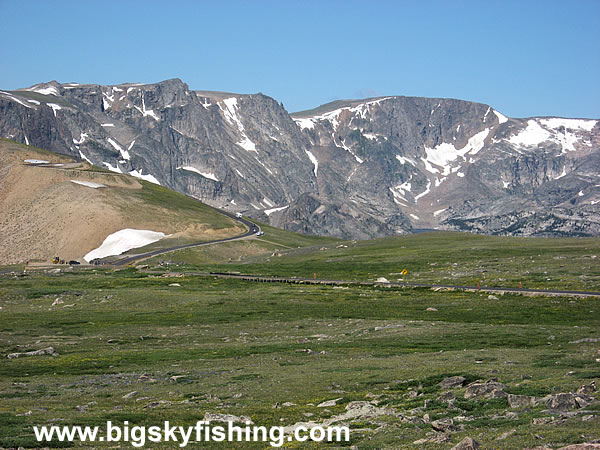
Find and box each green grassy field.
[148,230,600,292]
[1,230,599,448]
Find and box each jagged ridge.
[1,79,598,238]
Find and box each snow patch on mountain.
[494,110,508,124]
[27,85,59,96]
[176,166,219,181]
[134,94,160,121]
[79,150,93,164]
[107,138,130,160]
[73,132,88,145]
[555,166,567,179]
[294,118,315,130]
[0,91,34,108]
[47,103,62,117]
[509,118,595,153]
[220,97,258,152]
[423,128,489,176]
[129,169,160,185]
[103,162,122,173]
[396,155,416,166]
[540,118,597,131]
[508,120,553,147]
[265,205,289,216]
[389,179,413,205]
[414,180,432,202]
[305,149,319,176]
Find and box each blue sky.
[1,0,598,118]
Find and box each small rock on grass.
[317,398,342,408]
[203,412,253,424]
[7,347,59,359]
[451,437,480,450]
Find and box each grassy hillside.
[0,139,242,263]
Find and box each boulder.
[464,381,506,399]
[577,382,596,395]
[431,418,456,432]
[544,393,594,411]
[452,437,480,450]
[508,394,539,408]
[440,376,466,389]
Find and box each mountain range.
[1,78,598,238]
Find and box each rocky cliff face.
[1,79,598,238]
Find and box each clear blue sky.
[1,0,598,118]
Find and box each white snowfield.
[423,128,490,176]
[264,205,288,216]
[128,169,161,185]
[26,85,59,96]
[70,180,105,189]
[84,229,170,262]
[24,159,50,164]
[176,166,219,181]
[508,118,598,153]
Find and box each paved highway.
[112,210,260,266]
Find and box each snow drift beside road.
[84,229,169,262]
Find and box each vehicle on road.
[256,231,264,236]
[235,212,243,218]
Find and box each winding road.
[112,211,260,266]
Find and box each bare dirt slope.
[0,140,243,264]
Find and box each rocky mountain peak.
[0,79,598,238]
